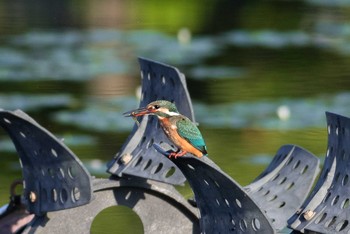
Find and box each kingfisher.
[124,100,208,158]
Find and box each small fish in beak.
[123,107,152,126]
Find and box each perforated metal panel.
[107,57,195,185]
[163,153,276,234]
[245,145,320,231]
[0,110,92,215]
[0,57,332,233]
[288,112,350,233]
[23,178,199,234]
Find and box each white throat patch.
[166,110,180,116]
[159,107,179,116]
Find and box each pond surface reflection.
[0,0,349,233]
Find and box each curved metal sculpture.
[153,145,275,234]
[246,145,320,231]
[0,110,92,215]
[288,112,350,233]
[23,178,199,234]
[0,109,199,234]
[0,58,331,234]
[107,58,195,185]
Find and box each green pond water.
[1,0,350,233]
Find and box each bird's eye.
[154,105,160,109]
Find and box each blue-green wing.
[176,118,207,155]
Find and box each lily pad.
[306,0,350,7]
[194,92,350,130]
[0,29,221,81]
[0,134,96,153]
[189,66,247,79]
[53,96,138,132]
[223,30,311,48]
[0,94,73,111]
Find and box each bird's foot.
[152,143,187,159]
[168,150,187,159]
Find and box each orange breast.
[159,118,204,157]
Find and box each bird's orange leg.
[168,150,187,159]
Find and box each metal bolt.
[303,210,315,220]
[72,187,80,202]
[29,191,37,203]
[120,153,132,164]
